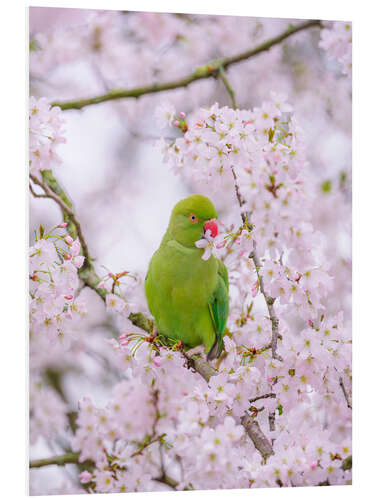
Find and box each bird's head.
[169,194,218,247]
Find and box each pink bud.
[153,357,163,367]
[120,339,129,347]
[308,319,314,327]
[65,295,73,300]
[108,272,113,277]
[64,253,72,260]
[173,119,180,127]
[179,111,186,118]
[119,334,128,341]
[65,236,73,245]
[58,222,68,228]
[310,462,317,470]
[79,471,92,484]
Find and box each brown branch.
[52,20,322,111]
[182,352,217,383]
[240,414,274,460]
[29,182,48,198]
[230,167,283,361]
[130,434,166,459]
[250,246,283,362]
[339,376,352,410]
[154,474,179,489]
[249,393,276,404]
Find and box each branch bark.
[240,414,274,460]
[52,20,321,111]
[339,376,352,410]
[30,452,82,468]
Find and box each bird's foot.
[145,326,158,344]
[185,345,205,358]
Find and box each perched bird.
[145,194,229,360]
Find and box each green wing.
[207,259,229,360]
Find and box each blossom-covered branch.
[230,166,282,361]
[52,20,321,111]
[30,172,91,270]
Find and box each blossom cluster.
[29,226,86,347]
[29,96,66,174]
[319,21,352,76]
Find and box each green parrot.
[145,194,229,360]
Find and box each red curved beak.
[203,218,218,238]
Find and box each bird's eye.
[189,213,198,224]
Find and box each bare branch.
[240,414,274,460]
[29,183,48,198]
[249,393,276,404]
[30,452,82,468]
[218,66,237,109]
[52,20,322,111]
[339,376,352,410]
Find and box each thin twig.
[52,20,321,111]
[218,66,237,109]
[29,183,48,198]
[339,376,352,410]
[29,173,91,268]
[250,245,283,362]
[249,393,276,404]
[230,167,283,362]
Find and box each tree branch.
[218,66,237,109]
[30,172,91,274]
[30,452,82,468]
[240,414,274,460]
[229,167,283,361]
[249,393,276,404]
[52,20,321,111]
[339,376,352,410]
[250,246,283,361]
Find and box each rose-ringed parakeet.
[145,194,229,360]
